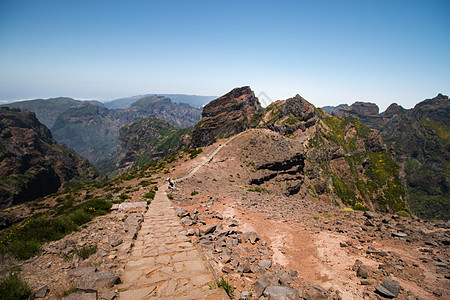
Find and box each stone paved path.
[119,184,228,300]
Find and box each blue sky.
[0,0,449,111]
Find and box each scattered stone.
[175,207,189,217]
[110,238,123,247]
[255,276,276,297]
[263,286,300,300]
[62,292,97,300]
[222,265,233,273]
[392,232,407,238]
[375,277,399,298]
[76,271,120,290]
[100,288,116,300]
[180,216,195,226]
[258,259,272,269]
[34,285,49,298]
[199,224,216,236]
[68,264,96,277]
[229,220,239,227]
[364,211,379,219]
[356,265,369,279]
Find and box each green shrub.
[353,202,370,211]
[119,193,131,200]
[144,190,156,200]
[62,286,77,298]
[0,271,32,300]
[75,244,97,259]
[395,210,411,218]
[167,195,174,200]
[0,199,111,260]
[340,207,354,213]
[191,190,199,196]
[217,277,233,297]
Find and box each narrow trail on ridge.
[175,130,250,183]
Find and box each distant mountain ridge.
[0,97,103,128]
[104,94,217,109]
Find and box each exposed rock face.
[260,95,318,135]
[114,116,191,172]
[191,86,263,147]
[0,108,104,209]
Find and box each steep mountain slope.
[0,107,104,209]
[331,95,449,220]
[113,116,191,172]
[191,86,263,147]
[104,94,216,109]
[0,97,103,128]
[50,97,201,165]
[255,96,406,213]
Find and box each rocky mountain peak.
[382,103,406,118]
[259,94,318,135]
[191,86,263,147]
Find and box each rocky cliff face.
[114,116,191,173]
[0,108,104,209]
[191,86,263,147]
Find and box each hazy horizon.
[1,0,449,112]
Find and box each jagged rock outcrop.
[0,108,104,209]
[259,95,318,135]
[114,116,191,173]
[191,86,263,147]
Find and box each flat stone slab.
[119,202,148,212]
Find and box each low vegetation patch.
[191,190,199,196]
[75,244,97,259]
[0,199,111,260]
[217,277,234,297]
[143,189,156,200]
[395,210,411,218]
[0,271,32,300]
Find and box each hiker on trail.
[167,177,175,189]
